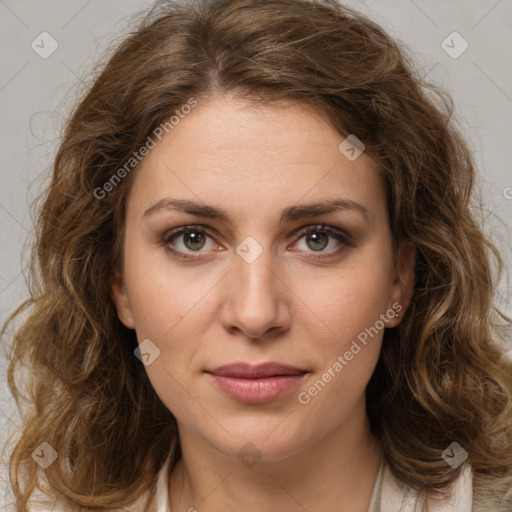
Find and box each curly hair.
[2,0,512,510]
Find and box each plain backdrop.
[1,0,511,506]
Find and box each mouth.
[205,362,308,404]
[206,362,307,378]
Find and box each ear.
[109,270,136,329]
[387,240,416,327]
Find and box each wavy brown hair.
[3,0,512,510]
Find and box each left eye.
[294,225,348,254]
[162,224,351,259]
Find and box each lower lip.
[207,373,306,404]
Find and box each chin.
[203,420,314,464]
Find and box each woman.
[3,0,512,510]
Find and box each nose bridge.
[221,236,289,337]
[234,237,279,307]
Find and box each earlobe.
[389,240,416,325]
[109,270,136,329]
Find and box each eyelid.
[162,224,215,247]
[295,224,354,246]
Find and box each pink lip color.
[207,373,305,404]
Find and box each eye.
[162,224,353,260]
[292,224,353,258]
[162,225,218,259]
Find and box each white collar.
[380,460,473,512]
[153,454,473,512]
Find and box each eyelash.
[162,224,353,261]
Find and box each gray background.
[1,0,511,506]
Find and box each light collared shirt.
[368,455,473,512]
[149,453,473,512]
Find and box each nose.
[219,244,292,340]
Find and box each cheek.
[122,238,213,337]
[296,256,393,348]
[295,267,390,423]
[121,242,219,400]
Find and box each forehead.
[126,93,385,222]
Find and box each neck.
[168,397,384,512]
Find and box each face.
[110,93,415,461]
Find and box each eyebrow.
[142,197,371,224]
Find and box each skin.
[110,93,416,512]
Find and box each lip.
[205,362,307,404]
[207,362,306,378]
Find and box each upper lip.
[206,362,307,378]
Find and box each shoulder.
[380,461,473,512]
